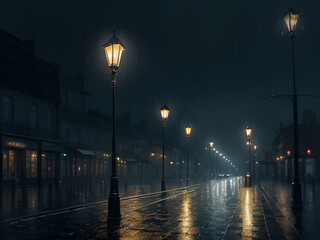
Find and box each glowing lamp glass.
[160,104,170,121]
[103,31,125,70]
[284,8,299,33]
[209,141,214,148]
[185,123,191,137]
[287,150,291,156]
[307,149,311,155]
[246,127,252,137]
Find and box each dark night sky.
[1,0,319,166]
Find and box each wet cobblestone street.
[1,177,318,239]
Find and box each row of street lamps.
[243,7,302,207]
[207,142,238,178]
[160,105,192,189]
[103,5,302,220]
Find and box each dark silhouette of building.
[260,110,320,183]
[0,29,61,186]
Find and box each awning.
[77,149,96,156]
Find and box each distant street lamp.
[245,126,252,187]
[103,30,125,220]
[160,104,170,191]
[185,123,191,186]
[284,7,302,206]
[209,141,214,179]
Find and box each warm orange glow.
[103,31,125,70]
[151,153,155,156]
[284,8,298,33]
[185,123,191,138]
[170,161,173,165]
[160,104,170,122]
[254,145,257,150]
[209,141,214,148]
[246,127,252,137]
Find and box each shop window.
[42,152,56,179]
[42,155,47,178]
[95,160,99,176]
[91,160,94,176]
[100,160,104,176]
[83,159,87,177]
[30,104,38,128]
[26,150,37,178]
[2,152,7,180]
[3,95,13,122]
[72,159,75,177]
[8,150,15,180]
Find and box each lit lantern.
[185,123,191,138]
[287,150,291,156]
[103,30,125,70]
[209,141,214,148]
[284,8,299,34]
[254,145,257,150]
[307,149,311,155]
[246,126,252,138]
[160,104,170,122]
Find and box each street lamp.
[245,126,252,187]
[209,141,214,179]
[103,30,125,220]
[284,7,302,206]
[185,123,191,186]
[160,104,170,191]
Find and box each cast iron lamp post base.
[291,181,302,207]
[108,178,121,219]
[161,179,165,191]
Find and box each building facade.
[0,29,61,186]
[260,110,320,183]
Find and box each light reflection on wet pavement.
[1,178,319,239]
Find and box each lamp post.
[160,104,170,191]
[103,30,125,220]
[209,141,214,179]
[185,123,191,186]
[283,7,302,206]
[245,126,252,187]
[253,145,258,181]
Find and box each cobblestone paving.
[0,178,316,240]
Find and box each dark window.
[48,109,55,130]
[3,95,13,122]
[30,104,38,127]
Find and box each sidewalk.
[260,180,320,240]
[0,178,194,222]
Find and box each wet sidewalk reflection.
[1,177,316,239]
